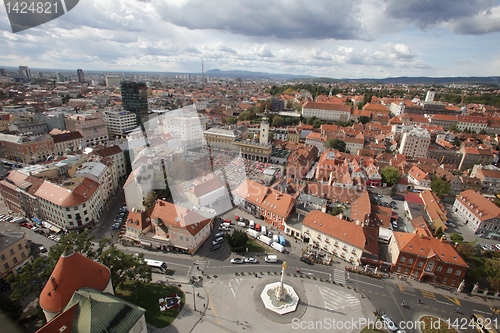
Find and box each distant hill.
[205,69,316,80]
[341,76,500,85]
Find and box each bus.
[144,259,168,274]
[470,313,499,333]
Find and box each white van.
[271,242,285,253]
[249,220,255,229]
[265,254,278,263]
[261,225,267,236]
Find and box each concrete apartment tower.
[425,88,436,103]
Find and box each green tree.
[434,227,444,239]
[0,294,23,321]
[325,138,346,152]
[225,230,249,252]
[99,246,152,292]
[484,258,500,291]
[331,206,343,216]
[430,178,451,198]
[380,166,401,186]
[390,184,397,197]
[272,116,284,127]
[456,242,476,260]
[356,101,363,110]
[8,232,151,300]
[358,116,370,124]
[450,233,464,243]
[226,116,237,124]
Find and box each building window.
[0,254,5,261]
[443,277,447,284]
[13,257,17,264]
[397,267,401,272]
[404,268,409,274]
[455,269,462,276]
[400,256,406,263]
[446,267,453,274]
[9,249,14,255]
[417,261,424,268]
[4,263,9,269]
[408,258,413,265]
[18,244,22,250]
[21,252,25,258]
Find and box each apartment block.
[398,127,431,158]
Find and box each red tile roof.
[36,303,77,333]
[151,200,211,236]
[456,190,500,221]
[302,101,352,112]
[39,251,111,313]
[394,229,468,267]
[35,178,100,207]
[303,210,377,254]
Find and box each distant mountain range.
[204,69,500,85]
[204,69,316,80]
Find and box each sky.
[1,0,500,79]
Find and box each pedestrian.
[455,308,459,313]
[197,266,200,271]
[201,270,204,275]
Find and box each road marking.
[398,284,404,292]
[436,300,455,306]
[473,309,492,315]
[356,280,383,288]
[301,268,331,278]
[421,290,436,300]
[443,295,461,306]
[402,292,417,296]
[208,294,222,326]
[225,305,230,311]
[167,262,192,268]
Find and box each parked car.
[300,256,314,265]
[496,244,500,251]
[210,244,221,252]
[39,246,47,253]
[237,221,246,227]
[381,315,398,332]
[212,237,224,246]
[230,258,244,264]
[244,257,258,264]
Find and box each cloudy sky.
[1,0,500,78]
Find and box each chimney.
[50,276,57,291]
[440,235,447,243]
[419,233,424,238]
[454,242,459,248]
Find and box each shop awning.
[42,221,52,229]
[140,242,152,247]
[31,217,42,225]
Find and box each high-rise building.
[106,76,122,87]
[18,66,31,79]
[0,69,7,76]
[260,114,269,144]
[77,69,85,83]
[398,127,431,158]
[120,81,148,124]
[56,72,63,82]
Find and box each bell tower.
[260,111,269,144]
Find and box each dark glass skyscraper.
[77,69,85,83]
[120,81,148,125]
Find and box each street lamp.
[192,284,197,312]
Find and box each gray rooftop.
[0,232,25,251]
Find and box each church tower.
[260,111,269,144]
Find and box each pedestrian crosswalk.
[333,268,346,285]
[192,260,208,275]
[319,286,361,314]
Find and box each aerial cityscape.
[1,1,500,333]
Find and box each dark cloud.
[447,7,500,34]
[155,0,371,41]
[384,0,495,30]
